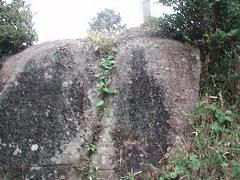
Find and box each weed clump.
[159,96,240,179]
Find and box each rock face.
[0,33,201,179]
[0,40,99,179]
[111,37,200,179]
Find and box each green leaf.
[189,154,201,170]
[233,161,240,179]
[169,172,178,179]
[96,100,105,110]
[210,122,223,133]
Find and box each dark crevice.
[114,47,170,178]
[0,47,86,179]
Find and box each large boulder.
[0,33,201,179]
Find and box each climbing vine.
[96,53,117,111]
[86,32,117,111]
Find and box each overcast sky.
[23,0,172,42]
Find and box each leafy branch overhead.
[0,0,37,56]
[156,1,240,179]
[158,0,240,103]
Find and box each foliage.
[96,53,117,111]
[86,30,117,112]
[121,170,137,180]
[157,0,240,104]
[141,17,167,36]
[85,143,97,154]
[0,0,37,57]
[154,2,240,178]
[86,32,115,55]
[80,160,98,180]
[89,8,125,34]
[159,96,240,179]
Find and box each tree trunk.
[141,0,151,23]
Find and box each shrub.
[155,1,240,179]
[159,96,240,179]
[158,0,240,103]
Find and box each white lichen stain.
[31,144,39,151]
[13,147,22,156]
[44,72,53,79]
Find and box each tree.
[156,2,240,180]
[0,0,37,57]
[89,8,125,34]
[158,0,240,103]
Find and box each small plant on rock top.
[86,32,115,55]
[121,170,137,180]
